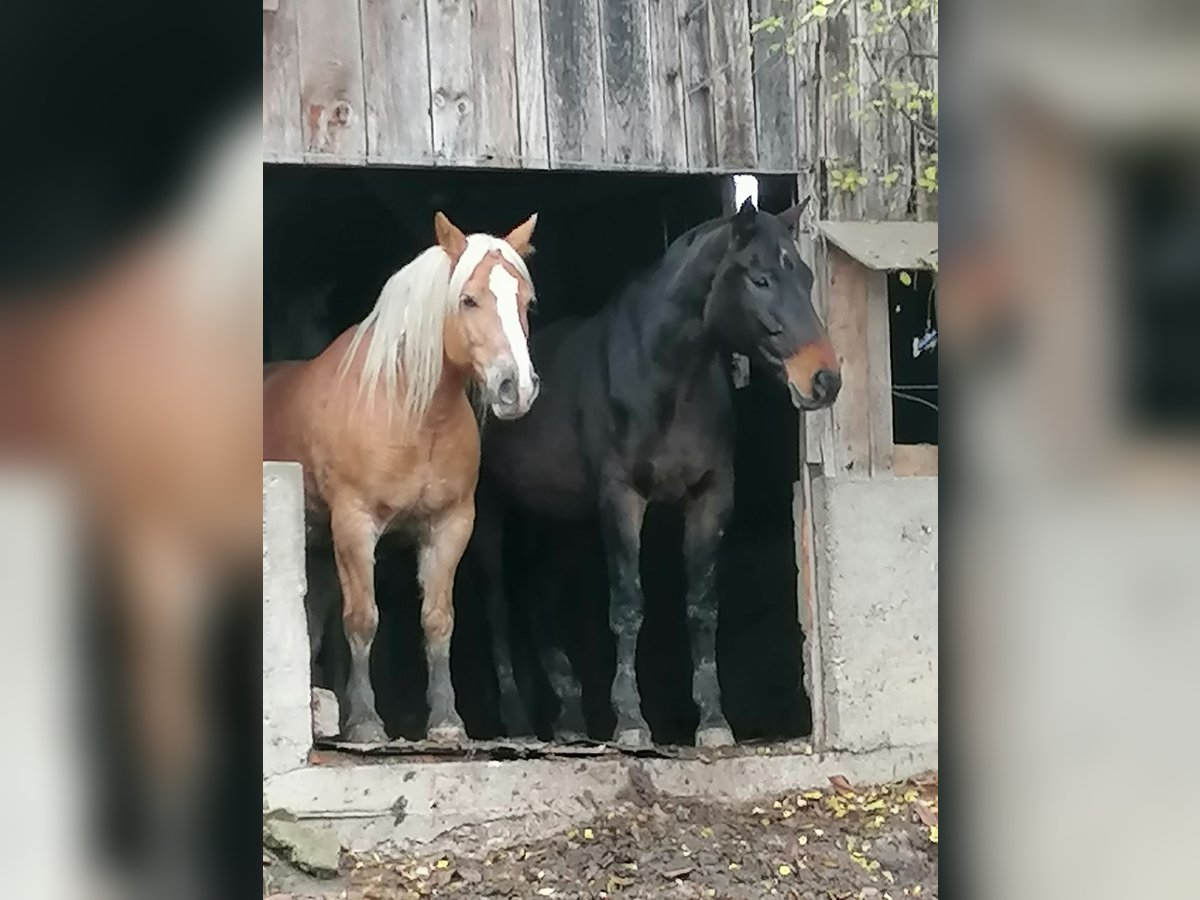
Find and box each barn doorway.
[265,165,813,745]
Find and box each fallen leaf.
[584,828,595,840]
[914,802,938,827]
[802,791,823,801]
[435,859,450,869]
[537,889,556,897]
[662,866,694,880]
[779,864,793,876]
[829,775,855,795]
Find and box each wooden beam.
[865,269,894,475]
[824,246,871,475]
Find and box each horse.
[475,198,840,749]
[263,211,540,744]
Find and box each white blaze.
[488,264,535,401]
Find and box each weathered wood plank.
[795,10,821,207]
[513,0,551,168]
[646,0,687,169]
[798,230,826,466]
[707,0,757,168]
[471,0,521,165]
[426,0,478,163]
[543,0,607,168]
[296,0,367,162]
[821,5,863,218]
[599,0,655,167]
[865,269,894,475]
[859,0,903,218]
[824,246,871,475]
[361,0,434,165]
[910,5,939,221]
[263,5,303,162]
[750,0,799,172]
[678,0,716,169]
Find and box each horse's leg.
[473,483,533,736]
[417,500,473,742]
[330,504,387,743]
[599,482,651,748]
[684,476,735,748]
[526,525,588,741]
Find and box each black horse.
[475,198,841,749]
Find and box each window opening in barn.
[890,269,939,447]
[265,165,813,747]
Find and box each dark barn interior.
[265,165,812,745]
[889,270,940,446]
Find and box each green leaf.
[898,271,913,286]
[812,2,829,17]
[870,0,883,11]
[881,170,900,186]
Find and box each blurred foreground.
[945,14,1200,900]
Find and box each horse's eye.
[461,294,478,308]
[750,274,769,289]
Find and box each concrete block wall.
[263,462,312,777]
[813,476,938,752]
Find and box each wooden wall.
[263,0,936,219]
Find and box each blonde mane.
[338,234,533,425]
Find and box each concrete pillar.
[263,462,311,778]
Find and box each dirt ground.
[264,771,938,900]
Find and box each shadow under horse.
[475,198,841,749]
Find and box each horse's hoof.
[343,718,388,744]
[614,727,652,751]
[428,723,467,745]
[696,725,735,748]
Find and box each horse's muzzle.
[488,365,540,420]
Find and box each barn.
[262,0,938,854]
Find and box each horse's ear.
[504,213,538,259]
[732,196,757,245]
[434,211,468,262]
[776,196,812,235]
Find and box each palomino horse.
[477,199,840,749]
[264,212,540,743]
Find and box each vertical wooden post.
[866,269,895,475]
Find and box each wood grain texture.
[750,0,799,173]
[865,269,894,474]
[821,7,863,218]
[706,0,757,169]
[513,0,551,168]
[471,0,521,165]
[824,246,870,475]
[296,0,367,162]
[599,0,655,167]
[678,0,716,169]
[647,0,687,169]
[910,6,938,221]
[263,5,303,162]
[361,0,434,165]
[426,0,477,162]
[543,0,607,168]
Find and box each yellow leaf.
[803,791,823,800]
[929,825,938,844]
[779,864,792,876]
[899,271,913,286]
[566,829,578,840]
[435,859,449,869]
[584,828,595,840]
[730,862,741,870]
[797,835,808,846]
[914,886,923,895]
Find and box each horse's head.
[435,211,540,420]
[707,198,841,410]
